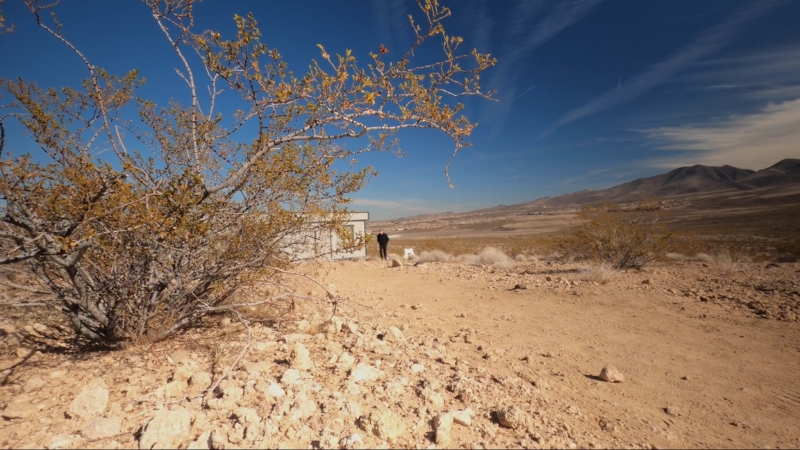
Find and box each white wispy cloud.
[540,1,784,138]
[371,0,411,53]
[642,97,800,169]
[484,0,603,129]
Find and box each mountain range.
[473,158,800,215]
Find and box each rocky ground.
[1,257,799,449]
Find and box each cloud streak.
[484,0,603,130]
[540,1,785,138]
[642,97,800,169]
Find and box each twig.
[202,308,251,407]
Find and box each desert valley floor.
[1,255,799,449]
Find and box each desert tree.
[0,0,495,347]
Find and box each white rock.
[372,411,406,440]
[155,380,187,400]
[385,326,404,342]
[289,397,318,421]
[290,343,313,370]
[267,382,286,398]
[235,406,261,425]
[281,368,305,385]
[434,413,453,447]
[281,333,309,344]
[24,376,46,391]
[350,363,383,383]
[81,417,122,439]
[186,431,213,449]
[46,434,82,449]
[599,365,625,383]
[336,352,356,369]
[452,408,473,427]
[411,364,425,373]
[188,371,212,396]
[138,407,192,449]
[69,379,109,419]
[1,396,38,419]
[343,321,359,334]
[339,433,364,449]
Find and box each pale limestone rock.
[290,342,313,370]
[155,380,187,400]
[81,417,122,439]
[69,379,109,419]
[2,396,38,419]
[336,352,355,369]
[350,363,383,383]
[411,364,425,373]
[372,411,406,440]
[599,365,625,383]
[186,431,213,449]
[452,408,474,427]
[188,371,212,396]
[46,434,82,449]
[138,407,192,449]
[24,376,45,391]
[434,413,453,447]
[385,326,404,342]
[339,433,364,449]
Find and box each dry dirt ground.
[1,258,799,449]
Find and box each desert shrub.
[567,202,670,269]
[419,250,454,262]
[0,1,494,347]
[715,248,748,273]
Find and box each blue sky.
[1,1,799,220]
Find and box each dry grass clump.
[715,248,748,273]
[419,249,454,262]
[457,247,515,268]
[687,253,714,263]
[514,254,528,262]
[665,252,686,262]
[582,261,616,285]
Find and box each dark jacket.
[377,233,389,245]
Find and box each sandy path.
[325,260,800,448]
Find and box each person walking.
[376,230,389,260]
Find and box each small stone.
[385,326,404,342]
[391,259,403,268]
[266,382,286,398]
[452,408,473,427]
[16,347,34,358]
[496,406,528,429]
[24,376,46,391]
[372,411,406,440]
[435,413,453,446]
[411,304,422,310]
[339,433,364,449]
[188,371,212,396]
[46,434,82,449]
[69,379,109,419]
[513,284,527,290]
[281,368,304,385]
[411,364,425,373]
[641,279,651,285]
[138,406,192,449]
[290,342,313,370]
[664,406,680,416]
[599,365,624,383]
[336,352,356,369]
[350,363,383,383]
[456,312,467,318]
[81,417,122,439]
[186,431,213,449]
